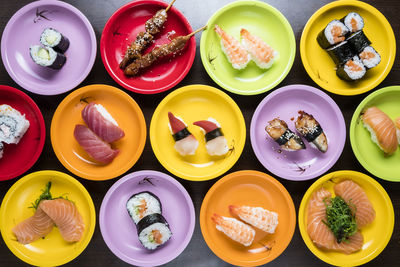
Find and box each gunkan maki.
[29,45,66,69]
[40,28,70,53]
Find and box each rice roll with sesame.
[341,12,364,33]
[326,41,355,66]
[0,104,30,145]
[29,45,66,69]
[317,20,349,49]
[337,56,366,81]
[136,213,172,250]
[126,191,162,224]
[359,46,381,69]
[346,31,371,54]
[40,28,70,53]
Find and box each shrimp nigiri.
[229,205,278,234]
[193,118,229,156]
[214,25,250,70]
[168,112,199,156]
[211,213,255,246]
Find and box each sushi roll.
[136,213,172,250]
[214,25,251,70]
[317,20,349,49]
[359,46,381,69]
[29,45,66,70]
[126,192,162,224]
[229,205,278,234]
[265,118,305,151]
[0,142,3,159]
[211,213,255,247]
[0,104,30,145]
[240,28,278,69]
[295,111,328,153]
[168,112,199,156]
[40,28,70,53]
[395,117,400,145]
[337,56,366,81]
[326,41,355,66]
[341,12,364,33]
[346,31,371,54]
[193,118,229,156]
[362,107,398,155]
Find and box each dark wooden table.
[1,0,399,266]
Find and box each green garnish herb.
[322,196,357,243]
[29,181,68,210]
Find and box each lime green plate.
[200,0,295,95]
[350,86,400,181]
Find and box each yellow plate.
[298,170,394,266]
[0,170,96,266]
[300,0,396,95]
[150,85,246,181]
[51,84,146,180]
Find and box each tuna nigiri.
[211,213,255,246]
[168,112,199,156]
[362,106,398,155]
[39,199,85,242]
[193,118,229,156]
[295,111,328,153]
[266,118,305,151]
[229,205,278,234]
[240,28,278,69]
[82,103,125,143]
[214,25,250,70]
[74,124,119,164]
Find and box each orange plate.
[51,84,146,180]
[200,170,296,266]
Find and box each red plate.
[0,86,45,180]
[100,0,196,94]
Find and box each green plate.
[350,86,400,181]
[200,0,295,95]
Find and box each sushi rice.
[342,12,364,32]
[138,222,172,250]
[359,46,381,69]
[0,104,30,145]
[126,192,162,224]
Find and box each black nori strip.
[275,129,305,149]
[136,213,170,235]
[172,127,191,141]
[302,124,323,142]
[205,128,223,142]
[126,191,162,219]
[327,41,355,66]
[48,52,66,70]
[347,31,371,54]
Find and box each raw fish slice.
[12,206,54,244]
[266,118,305,151]
[211,213,255,246]
[168,112,198,156]
[295,111,328,153]
[39,199,85,242]
[229,205,278,234]
[395,117,400,145]
[362,107,398,155]
[193,118,228,156]
[334,180,375,228]
[82,103,125,143]
[74,124,119,164]
[214,25,250,70]
[240,28,278,69]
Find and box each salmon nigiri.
[214,25,250,70]
[395,117,400,145]
[211,213,255,246]
[39,199,85,242]
[168,112,199,156]
[229,205,278,234]
[362,107,398,155]
[193,118,229,156]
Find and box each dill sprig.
[322,196,357,243]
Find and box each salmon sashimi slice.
[211,213,255,246]
[39,199,85,242]
[362,106,398,155]
[307,188,363,254]
[240,28,278,69]
[12,207,54,244]
[229,205,278,234]
[214,25,250,70]
[334,180,375,228]
[81,103,125,143]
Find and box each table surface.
[1,0,400,266]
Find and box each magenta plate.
[99,170,195,266]
[1,0,96,95]
[250,84,346,181]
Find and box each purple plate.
[250,84,346,181]
[99,170,195,266]
[1,0,96,95]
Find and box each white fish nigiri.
[193,118,229,156]
[168,112,199,156]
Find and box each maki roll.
[126,192,162,224]
[341,12,364,33]
[346,31,371,54]
[317,20,349,49]
[359,46,381,69]
[168,112,199,156]
[193,118,229,156]
[29,45,66,70]
[40,28,70,53]
[265,118,305,151]
[0,142,3,159]
[295,111,328,153]
[326,41,355,66]
[137,213,172,250]
[0,104,30,145]
[337,56,366,81]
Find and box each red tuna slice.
[193,120,219,133]
[74,124,119,164]
[168,112,187,134]
[82,103,125,143]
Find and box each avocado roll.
[40,28,70,53]
[359,46,381,69]
[317,20,349,49]
[126,191,162,224]
[341,12,364,33]
[29,45,66,69]
[137,213,172,250]
[347,31,371,54]
[326,41,355,66]
[337,56,366,81]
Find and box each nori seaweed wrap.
[347,31,371,54]
[326,41,355,66]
